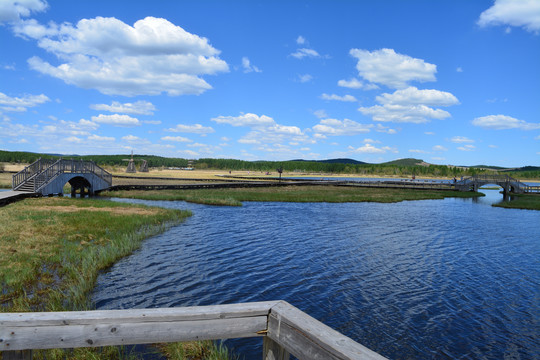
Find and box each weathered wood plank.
[263,337,290,360]
[0,301,278,327]
[0,317,267,351]
[267,301,387,360]
[2,350,32,360]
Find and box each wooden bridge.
[454,174,537,194]
[0,301,386,360]
[12,158,112,197]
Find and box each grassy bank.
[1,197,190,312]
[493,194,540,210]
[100,185,483,206]
[0,197,234,359]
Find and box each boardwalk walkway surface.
[0,190,39,206]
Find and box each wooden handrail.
[0,301,387,360]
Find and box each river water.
[93,189,540,359]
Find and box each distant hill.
[502,166,540,172]
[382,158,424,166]
[290,158,367,165]
[469,165,508,170]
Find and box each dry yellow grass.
[0,172,13,188]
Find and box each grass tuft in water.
[493,194,540,210]
[101,185,482,206]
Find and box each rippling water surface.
[93,190,540,359]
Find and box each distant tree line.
[1,150,538,179]
[196,158,494,178]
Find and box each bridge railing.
[0,301,386,360]
[12,158,56,190]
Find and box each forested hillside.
[1,150,538,179]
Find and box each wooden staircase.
[15,177,36,192]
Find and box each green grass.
[493,194,540,210]
[0,197,236,359]
[100,185,483,206]
[1,197,190,312]
[158,340,237,360]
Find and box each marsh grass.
[493,194,540,210]
[1,197,190,312]
[158,340,237,360]
[0,197,214,359]
[100,189,243,206]
[101,185,482,206]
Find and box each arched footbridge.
[455,175,537,194]
[12,158,112,197]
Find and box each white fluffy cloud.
[350,48,437,89]
[88,134,115,142]
[360,87,458,123]
[433,145,448,152]
[375,87,459,107]
[320,93,358,102]
[451,136,474,143]
[161,136,192,142]
[122,135,141,142]
[165,124,214,134]
[478,0,540,34]
[290,48,320,59]
[360,104,451,123]
[348,143,397,154]
[242,57,261,73]
[313,118,371,136]
[213,113,308,147]
[212,113,275,127]
[457,144,475,152]
[0,0,47,22]
[90,100,155,115]
[297,74,313,83]
[91,114,141,127]
[472,114,540,130]
[14,16,228,96]
[337,78,379,90]
[337,78,363,89]
[0,92,50,112]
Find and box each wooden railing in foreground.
[0,301,386,360]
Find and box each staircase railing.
[12,158,55,191]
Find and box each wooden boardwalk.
[0,190,38,207]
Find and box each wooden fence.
[0,301,386,360]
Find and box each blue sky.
[0,0,539,167]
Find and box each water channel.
[91,189,539,359]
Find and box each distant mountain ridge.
[290,158,366,165]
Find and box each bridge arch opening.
[67,176,93,198]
